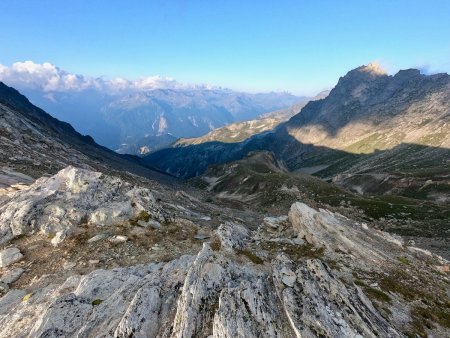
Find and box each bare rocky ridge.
[0,178,448,337]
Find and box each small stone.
[0,247,23,268]
[194,234,210,240]
[282,274,296,287]
[292,237,305,245]
[63,262,76,270]
[264,216,288,229]
[361,223,368,230]
[370,282,379,287]
[1,268,24,284]
[200,216,212,221]
[87,233,109,243]
[137,219,161,229]
[110,235,128,243]
[435,265,450,273]
[89,260,100,265]
[280,267,297,287]
[51,231,66,246]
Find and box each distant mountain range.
[0,61,305,154]
[176,90,330,146]
[145,64,450,203]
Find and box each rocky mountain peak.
[356,62,388,76]
[326,63,390,103]
[338,62,388,84]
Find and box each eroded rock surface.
[1,201,448,337]
[0,166,168,245]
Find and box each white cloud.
[0,60,196,93]
[0,61,94,92]
[133,75,183,90]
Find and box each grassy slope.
[192,152,450,239]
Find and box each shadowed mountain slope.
[0,82,173,184]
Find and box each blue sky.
[1,0,450,95]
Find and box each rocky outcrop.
[272,255,399,337]
[288,202,402,264]
[1,201,448,337]
[0,166,168,245]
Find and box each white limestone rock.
[137,219,161,229]
[280,267,296,287]
[215,222,249,251]
[87,233,109,243]
[0,166,168,245]
[272,255,401,338]
[110,235,128,243]
[63,261,76,270]
[289,202,395,264]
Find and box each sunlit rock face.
[285,64,450,151]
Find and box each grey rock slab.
[263,215,288,229]
[0,268,24,284]
[0,247,23,267]
[137,219,161,229]
[194,234,210,240]
[216,222,249,251]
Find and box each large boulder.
[0,166,168,245]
